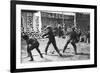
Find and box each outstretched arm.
[42,32,49,38]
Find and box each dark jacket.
[42,30,55,42]
[69,30,78,43]
[27,38,39,49]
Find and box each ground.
[21,36,90,63]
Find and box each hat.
[46,25,52,29]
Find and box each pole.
[62,12,65,28]
[74,13,76,28]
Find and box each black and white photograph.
[11,1,97,72]
[21,10,90,62]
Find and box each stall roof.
[41,11,76,16]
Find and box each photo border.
[10,0,97,72]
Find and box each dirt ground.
[21,36,90,63]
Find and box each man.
[76,29,82,42]
[86,31,90,43]
[42,26,62,56]
[22,34,43,61]
[63,27,78,55]
[58,25,63,38]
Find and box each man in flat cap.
[22,34,43,61]
[42,26,62,56]
[63,27,78,55]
